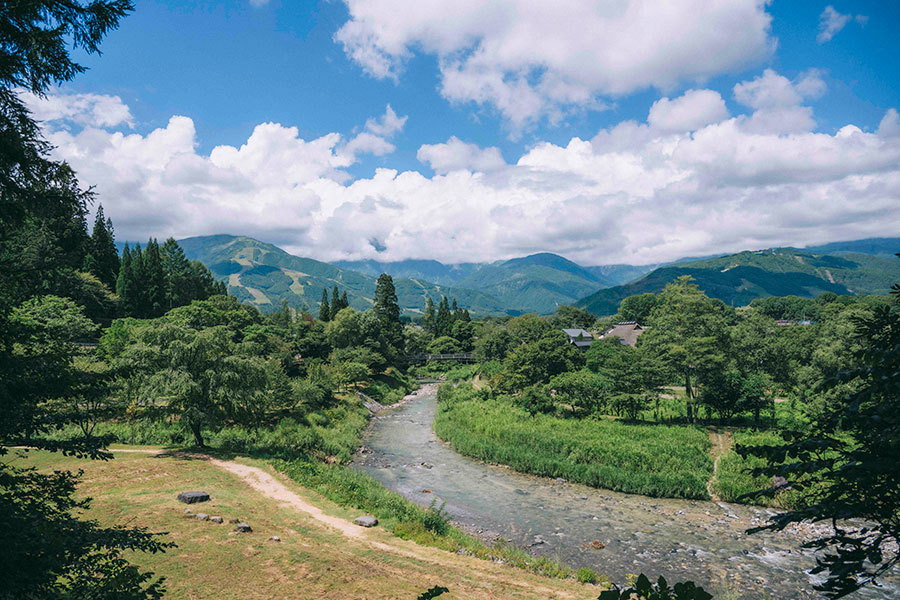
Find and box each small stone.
[183,508,194,516]
[554,477,566,483]
[354,516,378,527]
[229,518,241,524]
[420,462,433,469]
[269,536,281,542]
[195,513,210,521]
[210,516,223,524]
[234,522,252,533]
[177,491,210,504]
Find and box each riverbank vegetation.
[435,385,712,499]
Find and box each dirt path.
[706,430,732,502]
[114,448,370,540]
[111,448,587,599]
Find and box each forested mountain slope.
[577,247,900,315]
[179,235,510,315]
[452,252,613,314]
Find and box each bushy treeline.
[464,276,889,427]
[88,281,415,449]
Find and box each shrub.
[576,567,598,584]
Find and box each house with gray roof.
[562,328,594,351]
[600,321,644,347]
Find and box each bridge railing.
[404,352,475,364]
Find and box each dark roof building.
[562,328,594,351]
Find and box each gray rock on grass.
[195,513,210,521]
[354,516,378,527]
[234,522,252,533]
[210,516,223,524]
[177,491,210,504]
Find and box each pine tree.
[142,238,166,317]
[374,274,403,353]
[161,237,191,309]
[319,288,330,322]
[341,290,349,310]
[84,204,119,289]
[424,296,435,334]
[436,296,452,337]
[116,243,133,315]
[330,286,342,320]
[129,243,146,317]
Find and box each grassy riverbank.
[434,384,714,499]
[39,380,584,583]
[710,430,803,508]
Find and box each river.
[351,387,898,599]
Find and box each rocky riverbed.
[352,389,899,599]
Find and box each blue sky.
[27,1,900,265]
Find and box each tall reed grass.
[434,384,713,499]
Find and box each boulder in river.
[354,516,378,527]
[177,491,210,504]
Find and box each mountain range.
[176,235,900,317]
[178,235,510,316]
[577,246,900,315]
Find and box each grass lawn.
[9,448,597,600]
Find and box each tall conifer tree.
[424,296,435,334]
[161,237,190,309]
[84,204,119,289]
[116,243,133,314]
[129,243,145,317]
[436,296,452,337]
[330,286,341,320]
[374,274,403,353]
[318,288,330,322]
[142,238,166,317]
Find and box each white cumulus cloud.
[733,69,826,134]
[417,137,506,174]
[20,89,134,129]
[817,6,867,44]
[31,79,900,267]
[335,0,774,130]
[647,90,729,133]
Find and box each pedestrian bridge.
[404,352,475,364]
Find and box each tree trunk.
[191,422,205,447]
[684,371,694,423]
